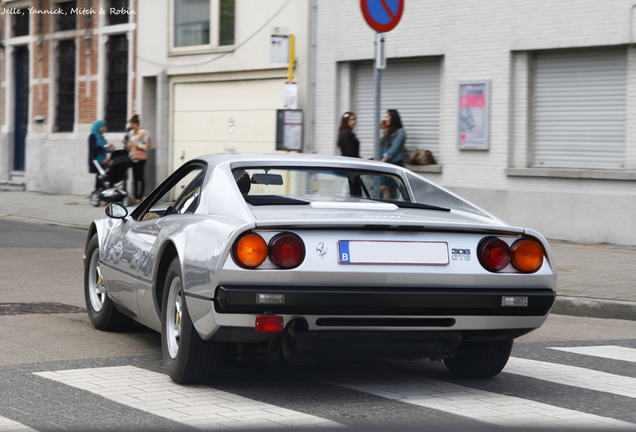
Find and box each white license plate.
[338,240,449,265]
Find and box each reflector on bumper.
[255,315,284,332]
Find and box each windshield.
[232,167,410,203]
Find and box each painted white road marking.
[549,345,636,363]
[34,366,340,430]
[313,366,634,428]
[0,416,35,432]
[504,356,636,399]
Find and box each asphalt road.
[1,219,635,431]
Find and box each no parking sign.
[360,0,404,33]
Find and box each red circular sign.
[360,0,404,33]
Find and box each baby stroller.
[90,149,133,207]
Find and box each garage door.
[532,48,626,169]
[353,57,441,160]
[172,78,286,172]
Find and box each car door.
[124,163,206,330]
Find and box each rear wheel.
[444,339,513,378]
[161,257,224,384]
[84,234,134,331]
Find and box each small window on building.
[108,0,130,25]
[56,1,77,31]
[219,0,235,46]
[12,9,30,37]
[174,0,211,47]
[105,34,129,132]
[55,40,76,132]
[172,0,234,50]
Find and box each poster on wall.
[276,109,303,151]
[458,82,490,150]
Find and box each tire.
[444,339,513,378]
[84,234,134,331]
[90,190,101,207]
[161,257,224,384]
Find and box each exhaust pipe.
[288,318,309,338]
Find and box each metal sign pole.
[373,33,384,161]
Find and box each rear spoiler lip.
[253,219,525,235]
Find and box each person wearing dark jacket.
[337,111,360,158]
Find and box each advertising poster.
[458,82,489,150]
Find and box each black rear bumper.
[215,286,556,317]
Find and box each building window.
[219,0,235,46]
[530,48,626,170]
[105,34,129,132]
[172,0,234,50]
[12,9,30,37]
[55,40,76,132]
[56,1,77,31]
[174,0,210,47]
[108,0,130,25]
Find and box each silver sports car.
[84,153,557,384]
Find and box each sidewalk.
[1,190,635,321]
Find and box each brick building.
[0,0,137,195]
[314,0,636,245]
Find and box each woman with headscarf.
[88,120,113,189]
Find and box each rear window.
[232,167,410,203]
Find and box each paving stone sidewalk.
[1,191,635,321]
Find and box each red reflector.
[255,315,284,333]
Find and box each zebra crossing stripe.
[34,366,340,430]
[313,366,634,428]
[504,356,636,399]
[549,345,636,363]
[0,416,35,432]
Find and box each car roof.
[197,152,403,171]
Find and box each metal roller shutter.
[353,57,441,160]
[532,48,626,170]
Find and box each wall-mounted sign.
[276,109,303,151]
[458,82,490,150]
[271,27,290,63]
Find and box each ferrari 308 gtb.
[84,153,557,383]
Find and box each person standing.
[380,109,406,199]
[380,109,406,166]
[337,112,360,158]
[125,115,151,204]
[88,120,113,190]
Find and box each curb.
[0,214,90,231]
[553,296,636,321]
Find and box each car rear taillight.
[233,233,268,268]
[511,239,544,273]
[478,237,511,272]
[269,233,305,269]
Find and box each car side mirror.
[105,202,128,220]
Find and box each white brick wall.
[314,0,636,245]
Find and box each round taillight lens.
[269,233,305,269]
[511,239,544,273]
[233,233,268,268]
[478,237,511,272]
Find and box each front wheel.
[84,234,134,331]
[161,257,224,384]
[444,339,513,378]
[90,190,101,207]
